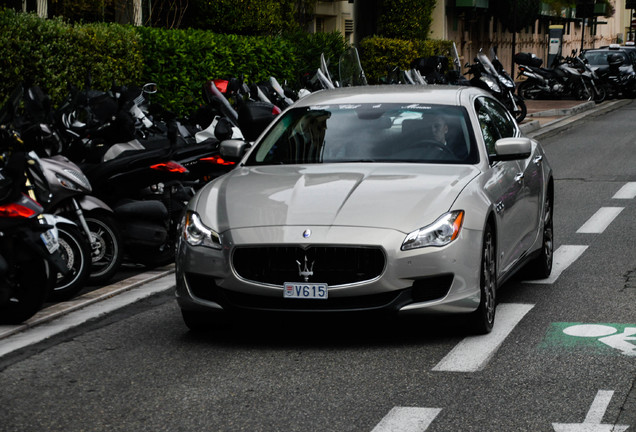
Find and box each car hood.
[196,164,480,233]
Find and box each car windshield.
[583,50,627,66]
[246,103,478,166]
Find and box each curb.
[0,265,175,341]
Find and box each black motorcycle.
[466,49,527,123]
[0,135,69,323]
[595,53,636,99]
[515,52,596,101]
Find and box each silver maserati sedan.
[175,85,553,334]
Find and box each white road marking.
[524,245,588,285]
[552,390,629,431]
[576,207,624,234]
[0,275,174,359]
[432,303,534,372]
[371,407,442,432]
[613,182,636,199]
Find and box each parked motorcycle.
[466,48,527,123]
[594,53,636,99]
[515,52,595,101]
[0,132,71,321]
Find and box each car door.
[475,96,528,275]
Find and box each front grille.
[232,246,386,286]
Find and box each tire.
[49,223,92,302]
[511,94,527,123]
[593,85,606,103]
[468,224,497,334]
[85,212,123,285]
[576,82,593,101]
[0,249,49,324]
[517,80,542,100]
[523,189,554,279]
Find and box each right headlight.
[182,210,222,249]
[401,210,465,251]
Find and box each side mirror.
[142,82,158,94]
[220,139,251,159]
[490,137,532,162]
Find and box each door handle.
[514,173,524,183]
[533,155,543,165]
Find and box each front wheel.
[468,224,497,334]
[510,94,527,123]
[85,212,123,285]
[49,223,92,302]
[592,84,606,103]
[523,190,554,279]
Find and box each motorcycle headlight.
[479,76,501,93]
[499,75,515,89]
[401,211,464,251]
[182,210,222,249]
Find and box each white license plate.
[40,229,59,254]
[284,283,328,299]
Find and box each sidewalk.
[520,98,631,138]
[0,97,632,342]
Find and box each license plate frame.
[40,229,59,254]
[284,282,329,300]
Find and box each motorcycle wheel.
[49,223,92,302]
[0,249,50,324]
[593,85,606,104]
[510,94,527,123]
[575,82,593,101]
[85,212,123,285]
[517,80,542,100]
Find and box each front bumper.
[175,225,483,316]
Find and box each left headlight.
[401,210,464,251]
[182,210,222,249]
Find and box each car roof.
[292,85,489,108]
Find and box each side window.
[475,97,517,155]
[475,99,501,155]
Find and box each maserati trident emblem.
[302,229,312,238]
[296,255,315,282]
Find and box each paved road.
[0,99,634,431]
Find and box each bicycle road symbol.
[563,324,636,356]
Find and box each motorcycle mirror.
[143,83,158,94]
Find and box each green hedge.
[134,28,347,115]
[359,36,456,84]
[0,8,143,104]
[1,9,458,117]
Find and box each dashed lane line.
[613,182,636,199]
[371,407,442,432]
[576,207,624,234]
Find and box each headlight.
[183,210,222,249]
[401,210,464,251]
[479,76,501,93]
